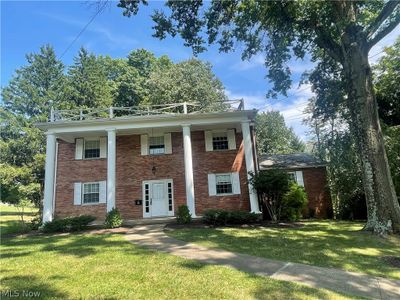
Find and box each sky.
[1,1,399,140]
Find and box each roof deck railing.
[49,99,245,122]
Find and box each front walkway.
[125,224,400,300]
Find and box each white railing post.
[50,107,54,122]
[183,102,188,114]
[109,107,114,119]
[79,109,83,121]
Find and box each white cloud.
[230,54,264,71]
[226,83,314,141]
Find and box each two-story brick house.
[37,102,260,223]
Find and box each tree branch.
[367,13,400,49]
[366,1,399,39]
[314,26,344,63]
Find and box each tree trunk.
[342,30,400,234]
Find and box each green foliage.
[250,170,291,222]
[375,38,400,127]
[281,184,308,221]
[66,47,113,108]
[42,215,96,233]
[202,209,259,226]
[384,125,400,199]
[176,205,192,224]
[104,208,123,229]
[256,111,305,154]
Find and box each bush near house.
[104,208,123,228]
[203,209,259,226]
[42,215,96,233]
[176,205,192,224]
[281,184,308,221]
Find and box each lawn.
[167,221,400,280]
[0,204,38,236]
[0,207,359,300]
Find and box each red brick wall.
[54,141,107,219]
[301,167,332,218]
[54,130,251,220]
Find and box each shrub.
[104,208,123,228]
[203,209,259,226]
[281,184,308,221]
[176,205,192,224]
[42,215,96,233]
[29,216,42,230]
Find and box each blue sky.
[1,1,399,140]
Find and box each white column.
[182,124,196,217]
[43,133,57,223]
[241,121,261,213]
[107,129,116,212]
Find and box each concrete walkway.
[125,224,400,300]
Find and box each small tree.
[281,184,308,221]
[250,170,290,222]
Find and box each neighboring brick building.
[37,102,260,222]
[259,153,332,218]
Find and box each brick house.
[37,102,261,223]
[258,153,332,218]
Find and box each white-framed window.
[83,182,100,204]
[212,132,229,150]
[208,172,240,196]
[149,136,165,155]
[205,129,236,151]
[76,137,106,160]
[216,174,233,194]
[287,171,305,187]
[288,172,297,183]
[84,139,100,159]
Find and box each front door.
[143,180,173,218]
[151,182,167,217]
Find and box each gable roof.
[259,153,326,170]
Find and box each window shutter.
[100,137,107,158]
[99,181,107,204]
[208,174,216,196]
[232,172,241,194]
[73,182,82,205]
[295,171,304,187]
[141,134,149,155]
[164,133,172,154]
[227,129,236,150]
[75,138,83,160]
[205,131,213,151]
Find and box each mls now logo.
[1,290,41,298]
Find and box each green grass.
[0,204,38,236]
[0,232,360,299]
[167,221,400,280]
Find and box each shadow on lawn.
[170,222,400,279]
[1,233,130,258]
[1,275,67,299]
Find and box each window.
[84,139,100,159]
[212,132,229,150]
[216,174,233,194]
[167,182,173,211]
[288,172,297,183]
[83,183,100,204]
[149,136,165,155]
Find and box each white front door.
[151,182,167,217]
[143,180,174,218]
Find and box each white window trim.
[148,135,166,156]
[82,137,105,160]
[215,173,234,196]
[205,129,236,152]
[82,181,101,205]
